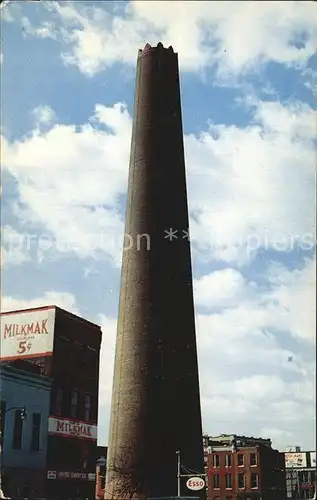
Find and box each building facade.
[1,363,52,498]
[1,305,102,500]
[285,448,316,499]
[204,434,287,500]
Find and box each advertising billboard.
[285,452,307,468]
[310,452,316,467]
[0,307,55,361]
[48,416,98,441]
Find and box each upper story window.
[237,453,244,466]
[250,453,257,466]
[213,473,220,489]
[251,473,259,489]
[225,473,232,489]
[301,471,309,483]
[31,413,41,451]
[238,473,245,489]
[84,394,91,421]
[55,388,63,416]
[213,454,220,467]
[71,390,79,418]
[225,454,232,467]
[12,409,24,450]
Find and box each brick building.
[1,305,102,500]
[203,434,287,500]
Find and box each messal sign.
[0,307,55,361]
[48,416,97,441]
[186,477,205,491]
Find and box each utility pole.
[296,469,300,500]
[176,450,181,498]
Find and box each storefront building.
[1,363,52,498]
[1,305,102,500]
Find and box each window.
[226,497,232,500]
[237,453,244,466]
[213,454,220,467]
[71,390,79,418]
[251,473,259,489]
[12,409,24,450]
[225,473,232,489]
[214,497,220,500]
[302,471,309,483]
[225,454,232,467]
[31,413,41,451]
[250,453,257,466]
[1,400,6,447]
[84,394,91,421]
[238,473,245,489]
[213,474,220,489]
[55,388,63,415]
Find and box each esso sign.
[186,477,205,491]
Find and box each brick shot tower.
[104,43,204,499]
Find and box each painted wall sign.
[48,416,97,441]
[0,307,55,361]
[285,452,307,468]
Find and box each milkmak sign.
[0,307,55,361]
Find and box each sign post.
[175,451,206,498]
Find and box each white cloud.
[195,259,316,345]
[32,105,56,126]
[266,258,316,344]
[1,226,31,268]
[21,15,57,40]
[302,67,317,97]
[195,292,315,449]
[186,98,315,262]
[194,268,251,309]
[2,98,315,268]
[8,1,317,78]
[97,314,117,445]
[1,291,79,314]
[1,102,131,266]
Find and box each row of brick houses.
[203,434,287,500]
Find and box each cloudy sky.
[1,0,316,451]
